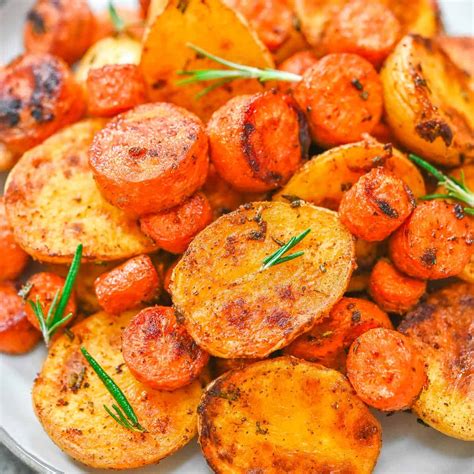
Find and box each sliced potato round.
[140,0,273,121]
[399,282,474,441]
[382,34,474,166]
[198,357,382,473]
[274,137,426,209]
[171,201,355,358]
[4,120,157,263]
[33,309,203,469]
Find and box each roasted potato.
[32,309,204,469]
[399,282,474,440]
[140,0,274,121]
[4,119,157,263]
[294,0,441,54]
[198,357,382,473]
[382,34,474,166]
[274,137,426,209]
[437,36,474,81]
[171,201,355,358]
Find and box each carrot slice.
[389,200,473,279]
[347,327,426,411]
[94,255,160,314]
[140,192,213,254]
[0,197,28,281]
[320,0,401,67]
[0,282,40,354]
[369,259,426,314]
[278,50,318,76]
[122,306,209,391]
[339,167,416,241]
[293,53,383,147]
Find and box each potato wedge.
[198,357,381,473]
[171,201,355,358]
[382,34,474,166]
[140,0,273,121]
[294,0,441,54]
[4,120,157,263]
[273,137,426,209]
[399,282,474,441]
[33,309,203,469]
[437,36,474,80]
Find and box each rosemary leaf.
[108,1,124,33]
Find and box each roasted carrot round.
[320,0,401,68]
[278,50,318,76]
[0,197,28,282]
[94,254,160,314]
[339,167,416,242]
[224,0,294,52]
[91,7,145,44]
[389,200,473,280]
[23,0,95,64]
[0,282,40,354]
[369,259,426,314]
[25,272,77,331]
[140,192,213,254]
[89,102,209,216]
[86,64,146,118]
[163,260,179,294]
[207,91,309,192]
[284,297,392,369]
[347,328,426,411]
[0,53,85,155]
[293,53,383,147]
[122,306,209,391]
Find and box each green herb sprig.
[177,43,302,97]
[108,1,125,33]
[27,244,83,346]
[81,347,146,433]
[409,154,474,215]
[261,228,311,271]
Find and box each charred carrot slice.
[339,167,416,242]
[346,327,426,411]
[94,255,160,314]
[369,259,426,314]
[389,200,473,279]
[140,192,213,254]
[0,282,40,354]
[122,306,209,391]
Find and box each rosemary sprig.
[409,154,474,215]
[261,228,311,271]
[176,43,302,97]
[80,347,145,433]
[27,244,83,346]
[108,1,125,33]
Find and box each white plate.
[1,1,473,473]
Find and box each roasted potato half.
[4,120,157,263]
[437,36,474,82]
[171,201,355,358]
[382,34,474,166]
[273,137,426,209]
[294,0,441,54]
[33,309,203,469]
[140,0,273,121]
[399,282,474,441]
[198,357,382,473]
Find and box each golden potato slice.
[4,120,157,263]
[198,357,382,473]
[382,34,474,166]
[399,282,474,441]
[273,137,426,209]
[171,201,355,358]
[140,0,273,121]
[33,309,203,469]
[294,0,441,53]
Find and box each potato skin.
[198,357,381,474]
[399,282,474,440]
[171,201,355,358]
[4,119,157,263]
[382,34,474,166]
[32,309,204,469]
[89,102,209,216]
